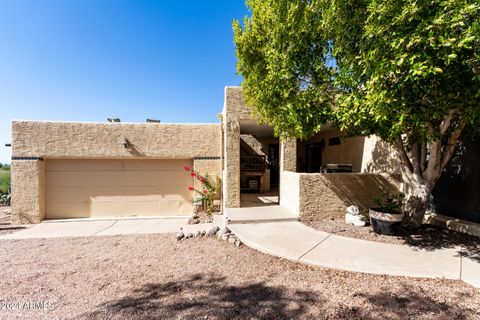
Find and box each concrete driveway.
[0,217,189,240]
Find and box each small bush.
[0,170,11,195]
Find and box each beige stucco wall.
[240,134,267,157]
[222,87,256,208]
[361,135,401,174]
[298,173,401,220]
[12,121,222,159]
[280,138,297,172]
[298,130,365,172]
[11,120,222,224]
[193,159,223,200]
[11,160,45,224]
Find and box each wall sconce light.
[123,138,131,148]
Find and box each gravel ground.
[303,217,480,255]
[0,234,479,319]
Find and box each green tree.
[234,0,480,227]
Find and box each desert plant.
[184,165,218,215]
[372,187,404,214]
[0,193,11,206]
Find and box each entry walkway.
[0,217,189,239]
[227,207,480,289]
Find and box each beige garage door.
[46,159,193,219]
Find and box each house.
[10,87,406,224]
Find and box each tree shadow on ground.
[394,225,480,260]
[333,284,479,320]
[83,273,323,319]
[80,273,478,319]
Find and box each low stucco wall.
[12,121,222,159]
[280,171,300,216]
[280,172,400,220]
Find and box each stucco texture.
[11,160,45,224]
[11,121,222,224]
[279,172,400,220]
[193,159,222,199]
[12,121,222,159]
[222,87,256,208]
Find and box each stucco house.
[9,86,412,224]
[12,87,477,232]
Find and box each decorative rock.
[235,240,242,247]
[346,205,360,216]
[221,234,230,241]
[216,227,230,239]
[195,231,201,237]
[227,237,236,244]
[187,218,195,225]
[192,214,199,219]
[186,233,194,239]
[175,231,184,241]
[345,213,366,226]
[200,230,206,237]
[207,226,220,237]
[345,205,366,226]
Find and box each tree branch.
[412,143,422,175]
[440,108,459,135]
[420,142,427,172]
[395,139,413,175]
[440,121,466,170]
[424,138,441,184]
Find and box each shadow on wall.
[321,173,401,216]
[432,128,480,223]
[81,273,477,319]
[363,139,401,174]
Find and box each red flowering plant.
[184,165,217,214]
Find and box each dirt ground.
[0,234,479,319]
[303,216,480,256]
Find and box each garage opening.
[46,159,193,219]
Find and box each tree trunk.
[402,181,430,228]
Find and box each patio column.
[11,159,46,224]
[280,138,297,172]
[223,120,241,208]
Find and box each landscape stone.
[175,231,184,241]
[207,226,220,237]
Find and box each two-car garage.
[45,159,194,219]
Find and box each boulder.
[346,205,360,216]
[345,213,366,227]
[175,231,184,241]
[206,226,220,237]
[216,227,230,239]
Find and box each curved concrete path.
[228,220,480,289]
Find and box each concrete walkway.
[0,217,189,240]
[228,212,480,289]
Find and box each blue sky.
[0,0,249,164]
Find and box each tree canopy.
[233,0,480,226]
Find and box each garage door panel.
[47,159,189,172]
[46,187,193,203]
[46,159,194,219]
[46,171,192,187]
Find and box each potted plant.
[369,187,404,235]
